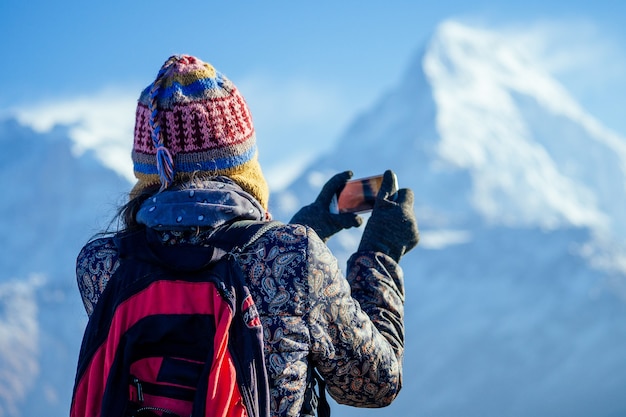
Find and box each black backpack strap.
[198,219,281,417]
[301,366,331,417]
[208,220,283,254]
[314,369,330,417]
[115,221,281,270]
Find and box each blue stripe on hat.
[133,144,257,175]
[139,73,229,106]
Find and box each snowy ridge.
[426,20,625,236]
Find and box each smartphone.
[330,174,396,214]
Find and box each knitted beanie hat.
[131,54,269,209]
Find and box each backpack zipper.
[133,377,144,402]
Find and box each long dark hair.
[100,184,160,236]
[109,183,161,234]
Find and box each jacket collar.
[136,177,266,231]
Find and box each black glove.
[358,170,419,262]
[290,171,363,242]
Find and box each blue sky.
[1,1,625,187]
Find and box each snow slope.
[1,19,625,417]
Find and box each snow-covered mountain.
[0,119,130,416]
[1,19,625,417]
[273,21,626,242]
[271,20,626,417]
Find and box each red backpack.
[71,220,278,417]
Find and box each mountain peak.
[421,20,625,236]
[425,19,587,129]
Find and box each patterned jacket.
[76,181,405,417]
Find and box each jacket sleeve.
[75,237,120,316]
[305,228,405,407]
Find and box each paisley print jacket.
[76,183,405,417]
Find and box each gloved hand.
[358,170,419,262]
[290,171,363,242]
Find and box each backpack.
[71,220,280,417]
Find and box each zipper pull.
[133,378,144,402]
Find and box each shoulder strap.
[209,220,283,254]
[206,219,281,417]
[301,366,331,417]
[314,368,330,417]
[113,220,282,270]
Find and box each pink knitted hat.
[131,55,269,209]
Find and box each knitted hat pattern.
[131,55,269,209]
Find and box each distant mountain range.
[1,20,625,417]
